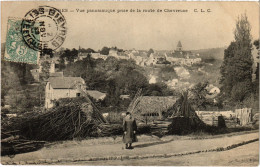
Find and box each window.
[76,93,81,97]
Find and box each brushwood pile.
[2,97,151,143]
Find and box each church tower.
[176,41,182,51]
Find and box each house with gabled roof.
[45,77,86,108]
[45,77,107,109]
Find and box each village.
[1,38,259,165]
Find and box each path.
[60,141,259,166]
[1,131,259,165]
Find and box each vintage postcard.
[1,1,259,166]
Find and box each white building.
[45,77,86,108]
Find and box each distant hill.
[155,47,226,60]
[192,47,226,60]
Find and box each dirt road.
[1,131,259,165]
[60,141,259,166]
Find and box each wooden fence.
[235,108,253,126]
[196,108,253,127]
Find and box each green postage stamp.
[4,18,39,64]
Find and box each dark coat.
[123,116,137,143]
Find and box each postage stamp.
[21,6,67,51]
[4,18,39,64]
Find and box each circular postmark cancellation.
[21,6,67,51]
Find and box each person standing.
[123,112,137,149]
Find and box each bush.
[168,117,205,135]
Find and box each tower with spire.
[176,41,182,51]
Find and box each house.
[45,77,86,108]
[108,48,130,60]
[145,53,157,66]
[120,95,130,100]
[149,74,157,84]
[166,79,178,88]
[86,90,106,101]
[30,69,40,82]
[128,51,148,66]
[174,67,190,79]
[77,52,89,61]
[91,53,107,60]
[45,77,107,108]
[209,86,220,94]
[109,48,118,57]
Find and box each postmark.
[4,18,39,64]
[21,6,67,51]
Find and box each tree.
[189,82,212,110]
[79,47,96,53]
[40,61,51,81]
[231,81,252,103]
[100,47,110,55]
[40,48,53,58]
[147,48,154,57]
[60,48,78,64]
[220,14,253,103]
[253,40,259,97]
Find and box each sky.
[1,1,259,51]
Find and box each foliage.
[79,47,96,53]
[147,48,154,57]
[253,39,259,98]
[40,48,53,57]
[189,82,213,110]
[230,81,252,102]
[100,46,110,55]
[1,60,38,112]
[220,14,253,105]
[39,61,50,82]
[60,48,78,64]
[144,83,175,96]
[159,66,178,82]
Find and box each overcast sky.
[2,1,259,51]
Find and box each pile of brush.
[97,123,151,136]
[5,98,106,141]
[1,130,45,156]
[97,124,123,137]
[168,91,205,135]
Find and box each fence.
[235,108,253,126]
[196,108,253,126]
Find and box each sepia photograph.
[1,1,259,166]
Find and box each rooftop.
[48,77,85,89]
[133,96,177,114]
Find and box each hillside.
[192,47,226,60]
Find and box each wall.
[45,83,82,108]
